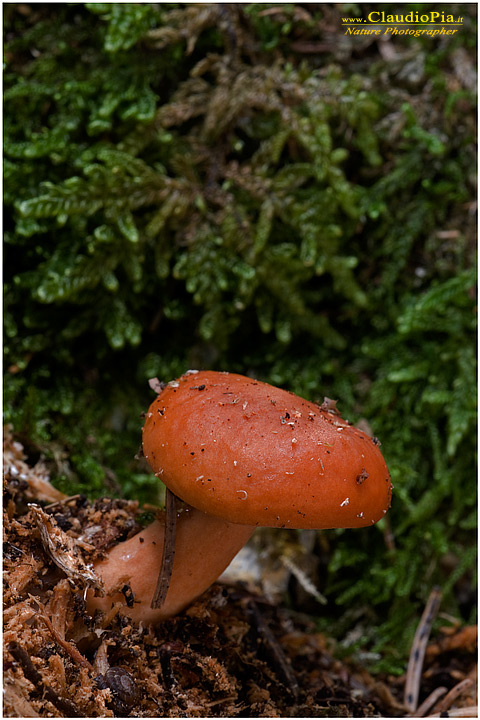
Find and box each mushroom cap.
[142,371,392,530]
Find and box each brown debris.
[4,677,40,718]
[426,625,478,660]
[3,426,67,504]
[3,431,477,718]
[30,505,103,592]
[148,377,166,395]
[319,397,340,415]
[32,597,93,670]
[7,641,83,717]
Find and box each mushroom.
[87,370,392,624]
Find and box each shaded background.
[4,3,477,673]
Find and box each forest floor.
[3,429,477,718]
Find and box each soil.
[3,430,477,718]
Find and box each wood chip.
[30,504,103,592]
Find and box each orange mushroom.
[87,370,392,624]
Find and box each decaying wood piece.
[47,578,71,641]
[30,596,93,671]
[3,678,39,718]
[3,554,43,603]
[29,504,103,593]
[8,642,83,717]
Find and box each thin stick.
[150,488,177,609]
[43,494,82,510]
[30,596,93,670]
[413,686,448,717]
[435,679,474,714]
[404,586,442,712]
[246,598,299,700]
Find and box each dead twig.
[246,598,299,700]
[30,596,93,671]
[150,487,177,609]
[434,679,475,714]
[404,586,443,713]
[413,686,448,717]
[44,494,83,510]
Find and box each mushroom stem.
[87,507,255,624]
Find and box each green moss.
[4,3,476,672]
